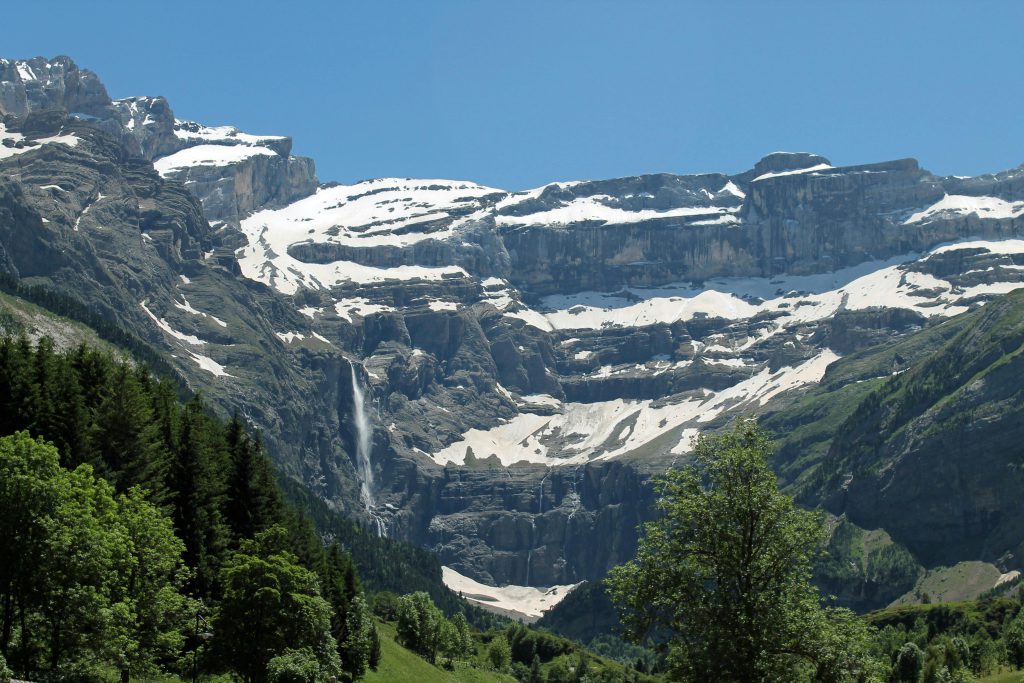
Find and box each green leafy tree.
[371,592,401,621]
[34,449,126,676]
[340,595,374,680]
[572,654,590,683]
[1005,609,1024,668]
[0,432,190,679]
[547,659,573,683]
[606,420,882,682]
[437,618,459,669]
[488,634,512,671]
[450,612,475,661]
[0,653,10,683]
[894,642,924,682]
[396,592,443,663]
[0,430,63,662]
[108,487,194,681]
[215,526,341,683]
[435,613,474,669]
[808,607,887,683]
[266,648,323,683]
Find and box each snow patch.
[236,179,495,292]
[517,240,1024,333]
[334,298,394,322]
[154,144,277,176]
[173,295,228,328]
[905,194,1024,224]
[275,331,307,344]
[172,120,286,147]
[719,180,746,199]
[496,196,738,227]
[0,123,80,160]
[751,163,832,182]
[995,570,1021,588]
[441,566,579,621]
[187,351,232,377]
[431,351,838,467]
[140,301,206,346]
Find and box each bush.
[0,654,11,683]
[372,591,401,621]
[267,648,322,683]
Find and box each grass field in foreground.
[363,621,518,683]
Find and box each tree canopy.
[606,420,883,682]
[0,338,377,681]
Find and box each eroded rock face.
[426,461,655,585]
[0,56,111,117]
[4,56,1024,590]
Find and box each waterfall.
[526,468,550,586]
[350,363,385,536]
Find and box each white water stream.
[351,363,385,536]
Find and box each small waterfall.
[526,521,534,586]
[350,363,385,537]
[526,468,550,586]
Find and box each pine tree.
[223,416,283,541]
[168,398,226,597]
[528,654,544,683]
[368,625,381,671]
[89,363,169,502]
[0,337,36,438]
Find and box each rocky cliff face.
[0,56,110,117]
[4,56,1024,596]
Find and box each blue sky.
[5,1,1023,189]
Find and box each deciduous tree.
[607,420,883,682]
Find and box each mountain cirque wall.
[3,57,1024,589]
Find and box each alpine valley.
[3,56,1024,622]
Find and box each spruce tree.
[168,398,226,597]
[224,416,282,541]
[89,363,169,502]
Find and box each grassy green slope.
[762,290,1024,607]
[763,309,973,495]
[365,622,518,683]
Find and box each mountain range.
[2,55,1023,619]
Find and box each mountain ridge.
[3,56,1024,612]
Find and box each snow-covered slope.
[442,566,579,622]
[172,131,1024,471]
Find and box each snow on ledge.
[751,163,832,182]
[442,566,579,622]
[0,122,80,160]
[430,351,839,467]
[154,144,277,176]
[904,194,1024,224]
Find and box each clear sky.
[5,1,1022,190]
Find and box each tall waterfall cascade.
[350,363,385,536]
